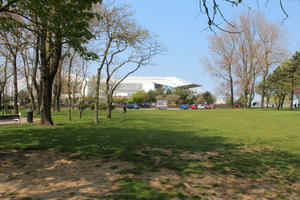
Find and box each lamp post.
[0,81,5,113]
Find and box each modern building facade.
[86,76,202,97]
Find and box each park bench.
[0,113,21,124]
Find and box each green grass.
[1,108,300,199]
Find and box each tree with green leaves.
[284,52,300,110]
[268,63,290,110]
[202,91,216,105]
[129,91,148,104]
[1,0,101,125]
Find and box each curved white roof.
[122,76,200,88]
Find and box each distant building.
[86,76,202,97]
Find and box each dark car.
[127,103,140,109]
[179,104,189,110]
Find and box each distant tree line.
[119,89,216,106]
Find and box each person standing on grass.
[122,103,127,114]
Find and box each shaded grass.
[1,109,300,199]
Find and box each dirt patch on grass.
[0,150,133,200]
[1,148,300,200]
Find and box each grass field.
[1,109,300,199]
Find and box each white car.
[197,104,205,109]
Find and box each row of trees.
[0,1,162,125]
[257,52,300,110]
[126,89,216,106]
[204,11,289,108]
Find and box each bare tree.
[104,40,162,119]
[233,12,261,107]
[20,45,36,111]
[79,60,89,119]
[203,29,237,107]
[0,30,22,114]
[91,4,162,123]
[256,13,288,108]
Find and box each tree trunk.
[95,70,101,124]
[243,90,248,108]
[67,55,74,121]
[36,87,42,115]
[260,76,267,108]
[39,29,62,126]
[266,97,270,108]
[106,96,112,120]
[228,65,234,107]
[53,60,63,112]
[12,53,19,114]
[290,79,295,110]
[40,78,54,125]
[32,33,41,115]
[290,90,294,110]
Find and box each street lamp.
[0,81,5,112]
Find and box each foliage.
[164,94,180,104]
[266,52,300,109]
[146,90,156,103]
[202,91,216,105]
[128,91,148,104]
[194,96,205,105]
[113,97,128,103]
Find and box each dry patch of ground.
[0,150,132,200]
[0,148,300,200]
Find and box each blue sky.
[96,0,300,93]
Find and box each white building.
[87,76,202,97]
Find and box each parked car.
[179,104,189,110]
[156,100,168,110]
[235,103,241,108]
[205,105,216,109]
[197,104,205,109]
[127,103,140,109]
[189,105,198,110]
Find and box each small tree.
[164,94,180,104]
[202,91,216,105]
[194,96,205,105]
[146,90,156,103]
[129,91,147,104]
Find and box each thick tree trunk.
[39,28,62,126]
[40,78,54,125]
[12,53,18,114]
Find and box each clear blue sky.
[96,0,300,93]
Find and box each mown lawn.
[1,109,300,200]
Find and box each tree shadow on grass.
[1,124,300,199]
